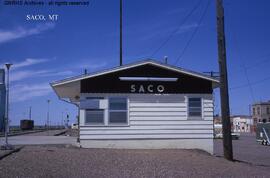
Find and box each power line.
[243,66,256,101]
[226,5,256,101]
[229,54,270,74]
[174,0,211,65]
[150,0,203,58]
[229,29,256,101]
[230,75,270,90]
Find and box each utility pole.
[216,0,233,161]
[120,0,123,66]
[1,63,13,150]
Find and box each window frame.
[83,96,129,127]
[188,97,203,119]
[267,107,270,115]
[108,97,129,125]
[84,109,105,125]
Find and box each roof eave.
[51,60,220,87]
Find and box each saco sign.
[130,84,165,93]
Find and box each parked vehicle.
[214,124,240,139]
[71,123,78,129]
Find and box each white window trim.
[108,97,129,126]
[83,97,130,127]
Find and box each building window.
[267,107,270,115]
[257,107,260,115]
[254,118,257,123]
[109,98,127,124]
[85,109,104,124]
[253,108,256,115]
[188,98,202,117]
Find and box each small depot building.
[51,60,219,154]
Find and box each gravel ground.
[214,133,270,166]
[0,145,269,178]
[64,129,78,137]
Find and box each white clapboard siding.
[130,98,185,103]
[203,97,213,119]
[80,124,213,130]
[80,94,214,141]
[130,103,186,107]
[203,98,212,103]
[130,116,187,121]
[203,103,213,108]
[204,108,213,112]
[130,120,213,125]
[80,129,213,135]
[130,107,186,112]
[204,112,213,117]
[203,116,214,121]
[80,134,213,140]
[130,112,186,116]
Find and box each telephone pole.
[120,0,123,66]
[1,63,13,150]
[216,0,233,161]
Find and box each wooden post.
[120,0,123,66]
[216,0,233,161]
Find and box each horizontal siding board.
[80,134,213,139]
[129,99,185,103]
[203,103,213,107]
[204,112,213,117]
[130,116,187,121]
[203,108,213,112]
[129,103,186,107]
[203,116,213,121]
[203,99,212,103]
[130,107,186,112]
[80,125,213,130]
[130,112,186,116]
[130,120,212,125]
[80,130,213,135]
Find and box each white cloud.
[140,23,200,41]
[0,58,49,70]
[176,23,199,34]
[12,58,48,69]
[10,69,74,82]
[10,70,48,82]
[40,70,74,77]
[11,83,52,102]
[0,23,55,44]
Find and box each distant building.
[252,101,270,125]
[0,69,5,132]
[214,115,254,134]
[214,115,222,125]
[231,115,253,133]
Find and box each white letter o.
[157,85,165,93]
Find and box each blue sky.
[0,0,269,125]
